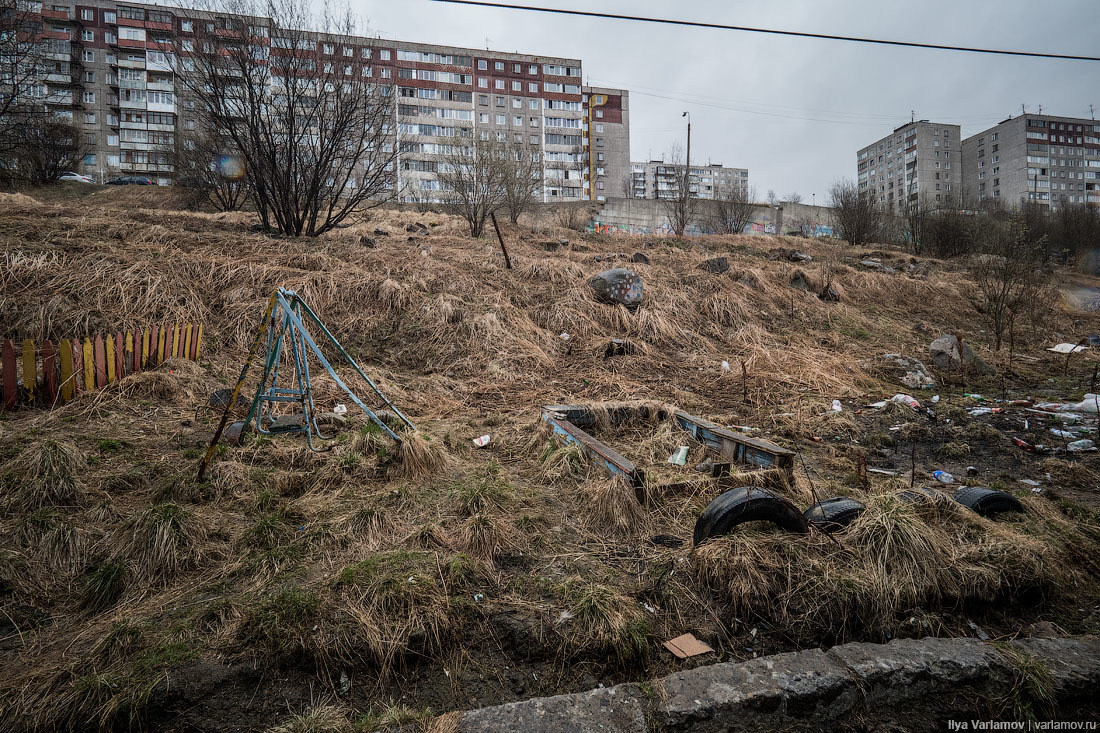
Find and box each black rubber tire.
[693,486,809,545]
[803,497,866,531]
[952,486,1025,517]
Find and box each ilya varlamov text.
[947,722,1098,731]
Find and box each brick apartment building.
[629,160,749,201]
[856,120,962,213]
[960,114,1100,211]
[582,86,629,202]
[17,0,627,202]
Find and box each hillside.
[2,188,1100,731]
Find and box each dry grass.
[2,439,85,512]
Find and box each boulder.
[590,268,643,308]
[630,252,650,265]
[788,250,813,262]
[359,236,376,248]
[373,228,389,236]
[698,256,730,274]
[929,335,993,374]
[860,259,896,273]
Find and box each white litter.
[892,394,921,409]
[1019,479,1041,486]
[831,399,843,412]
[556,610,575,624]
[560,332,570,341]
[668,446,689,465]
[473,434,491,448]
[1034,394,1100,413]
[968,407,995,416]
[1051,428,1078,439]
[1067,439,1096,452]
[867,468,898,476]
[1047,343,1089,354]
[721,360,731,372]
[333,403,347,415]
[931,395,941,404]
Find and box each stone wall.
[588,197,837,238]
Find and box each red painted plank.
[149,325,159,368]
[2,340,16,409]
[133,329,142,373]
[71,338,83,395]
[114,332,125,379]
[93,335,107,388]
[42,340,57,404]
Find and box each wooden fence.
[1,323,203,409]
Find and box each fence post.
[183,323,193,362]
[105,334,116,383]
[157,325,167,365]
[194,324,203,360]
[42,340,57,404]
[60,339,74,402]
[22,339,35,403]
[82,338,94,391]
[114,332,124,380]
[133,329,142,373]
[72,338,82,395]
[93,335,106,388]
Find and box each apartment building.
[582,86,629,201]
[960,114,1100,211]
[18,0,600,201]
[628,160,749,200]
[856,120,961,213]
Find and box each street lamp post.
[682,111,691,197]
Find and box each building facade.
[16,0,613,201]
[857,120,961,213]
[628,160,748,200]
[582,86,629,201]
[960,115,1100,211]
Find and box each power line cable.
[431,0,1100,62]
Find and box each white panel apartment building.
[857,120,961,213]
[629,160,749,200]
[18,0,594,200]
[960,114,1100,211]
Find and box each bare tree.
[765,189,780,206]
[659,145,695,237]
[8,117,88,184]
[971,214,1050,351]
[500,137,542,224]
[436,131,509,238]
[619,173,634,198]
[709,184,757,235]
[783,191,803,204]
[0,0,51,159]
[829,179,883,248]
[168,0,397,236]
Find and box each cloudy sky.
[357,0,1099,202]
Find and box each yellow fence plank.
[157,325,167,365]
[106,334,116,383]
[194,324,203,360]
[82,338,94,391]
[171,323,180,358]
[183,323,193,362]
[141,330,150,369]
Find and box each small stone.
[359,236,376,247]
[788,250,813,262]
[631,252,650,264]
[698,256,730,274]
[405,224,419,232]
[374,228,389,236]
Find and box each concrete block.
[460,683,645,733]
[1008,636,1100,695]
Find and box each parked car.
[107,176,154,185]
[59,171,95,183]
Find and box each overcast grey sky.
[356,0,1099,201]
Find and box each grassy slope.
[1,190,1100,731]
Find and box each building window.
[595,123,604,133]
[478,59,487,70]
[595,110,603,119]
[379,50,391,60]
[513,115,522,126]
[495,114,505,125]
[103,10,116,23]
[512,81,521,91]
[478,95,488,105]
[494,61,504,71]
[479,113,488,123]
[84,154,96,166]
[495,79,504,89]
[323,43,334,54]
[478,78,488,88]
[80,8,94,20]
[528,65,537,74]
[343,46,353,57]
[380,68,391,78]
[83,91,95,103]
[495,96,504,106]
[512,98,521,108]
[84,112,95,124]
[81,29,94,41]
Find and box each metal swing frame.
[198,288,414,479]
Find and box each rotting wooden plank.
[157,325,166,365]
[82,337,94,391]
[60,339,74,402]
[2,340,16,409]
[59,338,74,402]
[71,339,82,395]
[541,408,645,489]
[22,339,35,403]
[171,323,180,358]
[193,324,203,360]
[126,331,135,374]
[105,333,116,384]
[673,410,794,476]
[93,335,107,388]
[183,323,193,362]
[141,329,150,370]
[42,340,57,404]
[114,332,124,380]
[148,325,158,368]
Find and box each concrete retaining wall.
[588,197,837,238]
[454,636,1100,732]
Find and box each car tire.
[952,486,1025,517]
[803,497,866,531]
[693,486,809,545]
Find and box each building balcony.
[118,58,146,69]
[120,142,155,151]
[147,101,175,113]
[120,79,146,89]
[42,8,71,20]
[118,38,146,50]
[148,123,174,132]
[120,121,148,129]
[147,81,174,92]
[120,98,146,109]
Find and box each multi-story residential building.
[16,0,605,201]
[582,86,629,201]
[628,160,748,200]
[857,120,961,212]
[961,114,1100,211]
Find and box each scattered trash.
[473,434,491,448]
[1067,439,1096,452]
[1019,479,1042,487]
[663,633,714,659]
[1035,394,1100,413]
[831,399,843,412]
[964,393,986,401]
[892,394,921,409]
[1030,486,1044,494]
[667,446,689,465]
[867,467,898,476]
[333,403,347,416]
[338,670,351,696]
[652,534,685,548]
[1024,419,1029,430]
[931,395,940,403]
[559,332,570,341]
[721,360,731,372]
[555,610,575,625]
[590,268,643,308]
[473,593,485,604]
[967,466,979,476]
[1047,342,1089,354]
[932,470,954,484]
[727,425,759,433]
[869,401,889,409]
[876,354,935,390]
[1051,428,1078,439]
[642,603,656,614]
[1012,437,1037,452]
[968,407,995,416]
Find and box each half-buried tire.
[803,497,866,531]
[952,486,1025,517]
[693,487,809,546]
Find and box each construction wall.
[588,197,836,238]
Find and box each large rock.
[929,335,993,374]
[590,268,643,308]
[698,256,730,274]
[461,685,645,733]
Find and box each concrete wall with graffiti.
[588,198,835,238]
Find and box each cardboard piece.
[663,633,714,659]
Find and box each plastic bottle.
[932,470,954,483]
